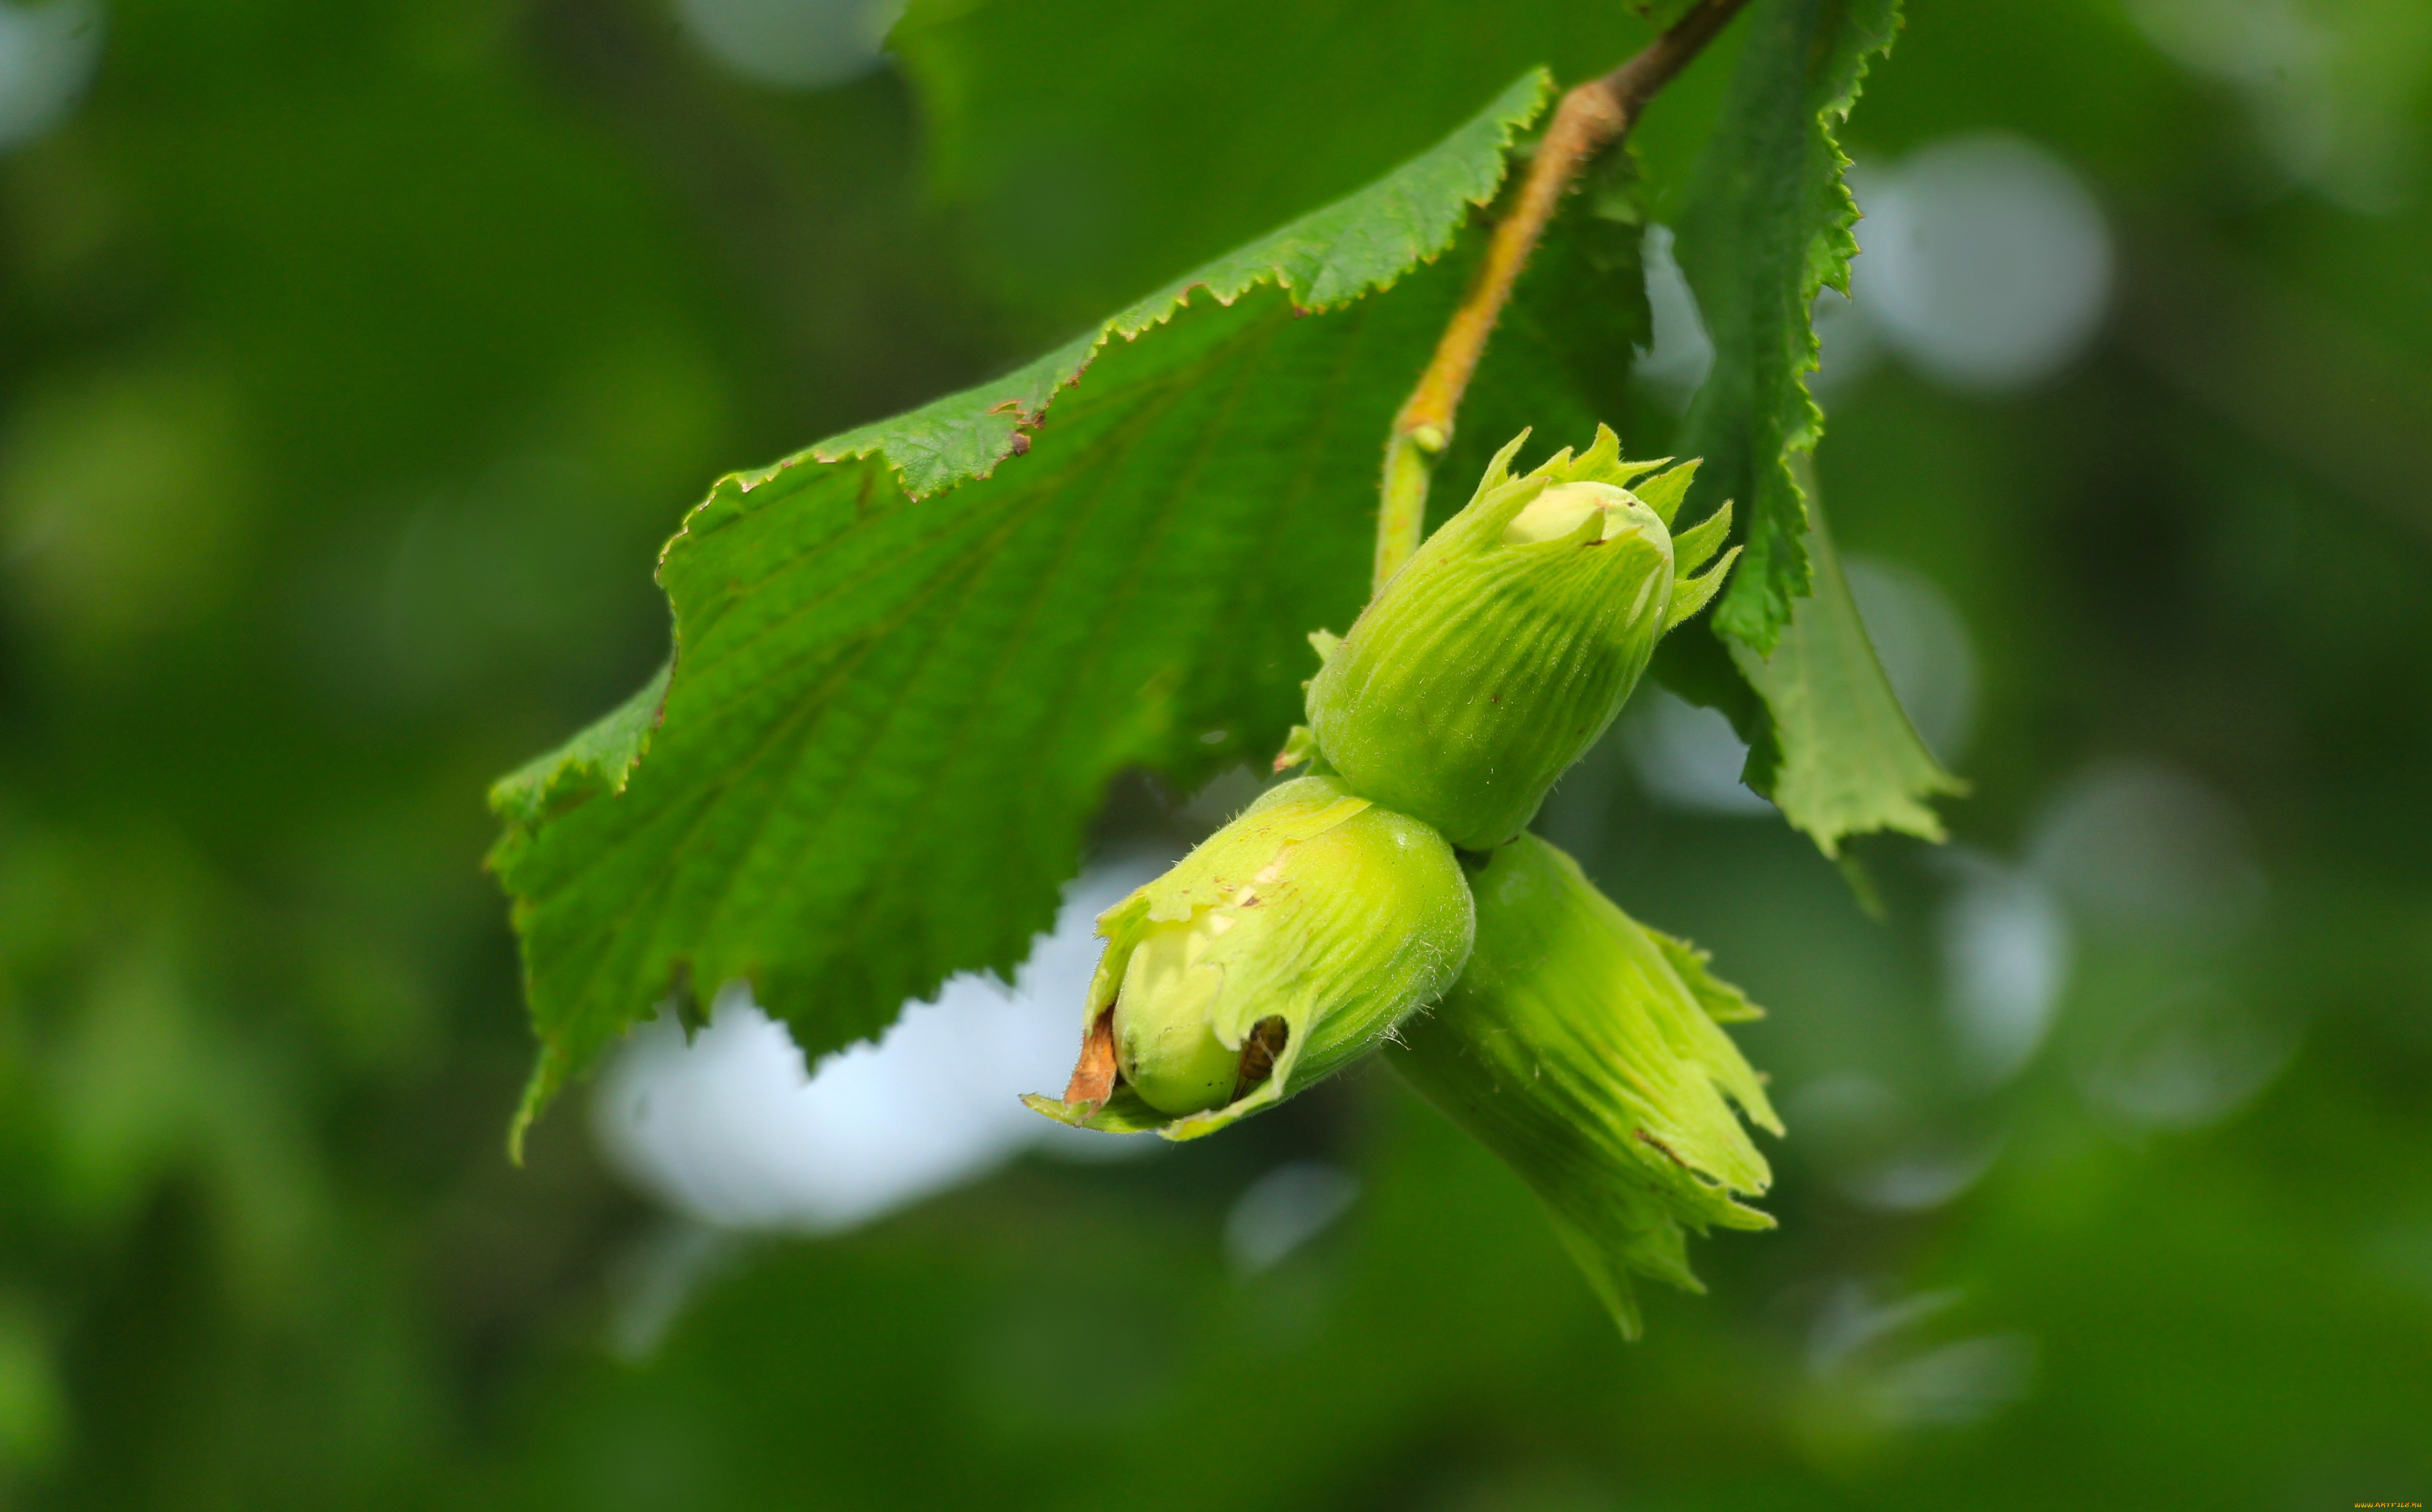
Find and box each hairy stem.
[1371,0,1753,593]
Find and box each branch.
[1371,0,1753,593]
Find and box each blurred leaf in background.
[2,1,2429,1510]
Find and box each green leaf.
[811,64,1548,500]
[1730,483,1965,856]
[890,0,1659,342]
[488,72,1553,1139]
[1646,924,1764,1025]
[1665,0,1958,854]
[486,660,670,833]
[1674,0,1899,653]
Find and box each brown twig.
[1371,0,1754,592]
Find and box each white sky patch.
[1635,225,1715,410]
[2075,976,2302,1130]
[1225,1160,1361,1277]
[2028,761,2266,935]
[1621,687,1774,817]
[1807,1282,2036,1432]
[0,0,101,153]
[2128,0,2429,213]
[1843,555,1979,767]
[594,852,1170,1234]
[1851,134,2113,393]
[672,0,906,91]
[1936,850,2073,1087]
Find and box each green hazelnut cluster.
[1026,427,1778,1334]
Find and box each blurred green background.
[3,0,2429,1507]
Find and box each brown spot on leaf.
[1634,1128,1691,1169]
[1008,432,1031,456]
